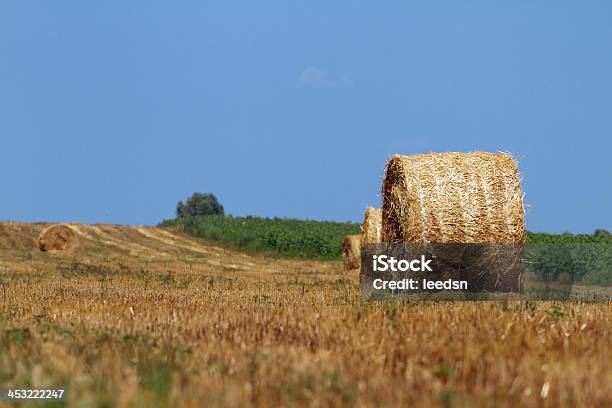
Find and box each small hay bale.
[381,152,525,243]
[38,224,76,252]
[342,234,361,270]
[361,207,382,244]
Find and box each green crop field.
[526,231,612,244]
[159,215,361,260]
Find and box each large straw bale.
[361,207,382,244]
[38,224,76,252]
[342,234,361,270]
[381,152,525,243]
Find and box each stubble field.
[0,222,610,407]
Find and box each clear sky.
[1,2,611,233]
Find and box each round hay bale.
[361,207,382,244]
[381,152,525,243]
[342,234,361,270]
[38,224,76,252]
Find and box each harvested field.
[0,222,610,407]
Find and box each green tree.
[176,193,224,218]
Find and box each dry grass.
[0,222,610,407]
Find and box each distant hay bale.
[38,224,76,252]
[361,207,382,244]
[342,234,361,270]
[381,152,525,243]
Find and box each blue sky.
[1,1,610,233]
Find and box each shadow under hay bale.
[343,234,361,270]
[469,244,525,293]
[361,207,382,244]
[38,224,76,252]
